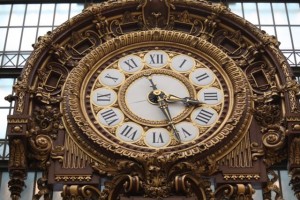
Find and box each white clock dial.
[198,87,223,105]
[171,54,195,73]
[125,74,189,122]
[189,68,215,87]
[144,128,171,148]
[116,122,143,143]
[175,122,199,143]
[144,50,169,69]
[191,107,218,126]
[91,88,117,107]
[99,69,125,87]
[97,107,124,127]
[119,54,144,73]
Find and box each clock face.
[83,47,231,150]
[62,31,251,160]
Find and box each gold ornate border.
[62,30,251,161]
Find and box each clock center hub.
[148,90,165,105]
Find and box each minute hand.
[157,95,181,142]
[144,74,181,142]
[165,94,203,106]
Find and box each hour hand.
[165,94,202,106]
[144,73,158,90]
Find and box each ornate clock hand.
[165,94,203,106]
[144,74,181,142]
[144,73,158,90]
[156,91,181,142]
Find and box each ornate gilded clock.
[63,30,251,160]
[8,0,300,199]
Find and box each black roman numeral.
[120,125,138,141]
[196,73,209,82]
[97,93,111,102]
[195,109,214,124]
[123,58,139,70]
[150,54,164,64]
[100,109,119,126]
[204,92,218,101]
[152,132,164,143]
[181,128,191,138]
[178,59,187,68]
[105,74,119,82]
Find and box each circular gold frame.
[62,30,252,160]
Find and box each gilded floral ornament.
[253,104,281,126]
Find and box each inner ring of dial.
[118,69,196,127]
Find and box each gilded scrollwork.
[62,185,105,200]
[93,14,114,41]
[32,106,62,139]
[24,105,63,169]
[235,44,264,68]
[251,142,265,161]
[28,134,52,169]
[50,145,64,163]
[261,124,285,151]
[261,124,286,168]
[33,174,51,200]
[213,183,255,200]
[174,174,212,199]
[110,11,141,35]
[49,44,76,68]
[91,151,218,198]
[199,14,219,40]
[263,170,284,200]
[253,104,281,126]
